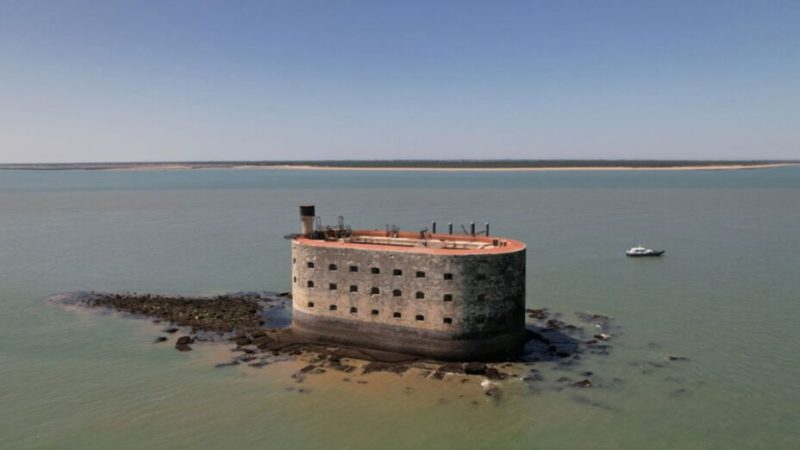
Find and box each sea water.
[1,167,799,449]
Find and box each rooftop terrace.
[293,230,525,255]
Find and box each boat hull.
[626,250,665,257]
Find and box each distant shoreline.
[0,161,796,172]
[247,163,795,172]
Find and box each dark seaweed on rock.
[89,293,265,333]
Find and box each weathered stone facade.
[291,232,526,361]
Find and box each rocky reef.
[87,292,267,333]
[50,290,696,402]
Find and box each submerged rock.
[175,335,194,352]
[428,371,446,380]
[215,361,240,368]
[481,379,502,398]
[526,308,549,320]
[362,361,409,374]
[484,367,509,380]
[523,372,544,383]
[299,364,317,374]
[437,363,465,374]
[571,379,593,388]
[464,362,487,375]
[234,335,253,346]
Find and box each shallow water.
[1,167,799,449]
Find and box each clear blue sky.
[1,0,798,163]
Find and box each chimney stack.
[299,205,315,237]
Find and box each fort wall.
[290,233,526,360]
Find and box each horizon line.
[2,158,799,166]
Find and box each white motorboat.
[626,245,665,257]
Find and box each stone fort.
[290,205,526,361]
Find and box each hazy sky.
[1,1,798,163]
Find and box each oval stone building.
[290,206,526,361]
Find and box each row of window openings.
[301,281,463,301]
[297,261,457,280]
[306,302,453,324]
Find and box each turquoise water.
[1,167,799,449]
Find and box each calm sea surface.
[1,168,799,449]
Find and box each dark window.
[371,267,380,274]
[307,302,314,308]
[371,309,379,316]
[349,285,358,292]
[393,312,401,319]
[329,283,337,290]
[349,265,358,272]
[478,294,486,301]
[415,314,424,321]
[415,291,425,299]
[307,262,314,268]
[328,263,337,271]
[476,273,487,281]
[293,258,296,264]
[393,269,402,276]
[443,317,453,324]
[293,276,297,283]
[443,273,453,280]
[443,294,453,302]
[371,287,380,295]
[329,305,337,311]
[350,307,358,314]
[307,280,314,288]
[416,271,426,278]
[393,289,402,297]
